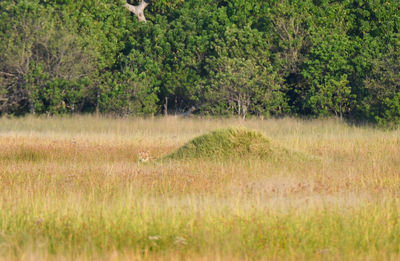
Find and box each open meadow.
[0,116,399,260]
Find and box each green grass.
[165,128,275,160]
[0,115,399,260]
[1,199,399,260]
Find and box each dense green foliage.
[0,0,399,125]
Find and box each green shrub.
[165,128,275,160]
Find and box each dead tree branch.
[125,0,152,22]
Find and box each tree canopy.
[0,0,399,125]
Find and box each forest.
[0,0,399,125]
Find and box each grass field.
[0,116,399,260]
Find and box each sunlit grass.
[0,115,399,260]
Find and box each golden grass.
[0,115,399,260]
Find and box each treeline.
[0,0,399,125]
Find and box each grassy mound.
[165,128,278,160]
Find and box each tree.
[98,57,160,116]
[344,0,400,124]
[208,57,283,119]
[301,3,356,118]
[362,45,400,126]
[269,0,313,114]
[206,25,285,118]
[271,0,312,75]
[0,0,96,114]
[0,0,399,125]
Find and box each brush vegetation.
[1,1,400,125]
[165,128,274,160]
[0,116,399,260]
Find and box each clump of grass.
[0,147,48,162]
[165,128,279,160]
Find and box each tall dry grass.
[0,115,399,260]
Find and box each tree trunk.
[237,97,241,118]
[242,98,249,120]
[164,97,168,116]
[96,90,100,115]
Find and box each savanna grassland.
[0,116,399,260]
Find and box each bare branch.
[125,0,151,22]
[0,71,17,77]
